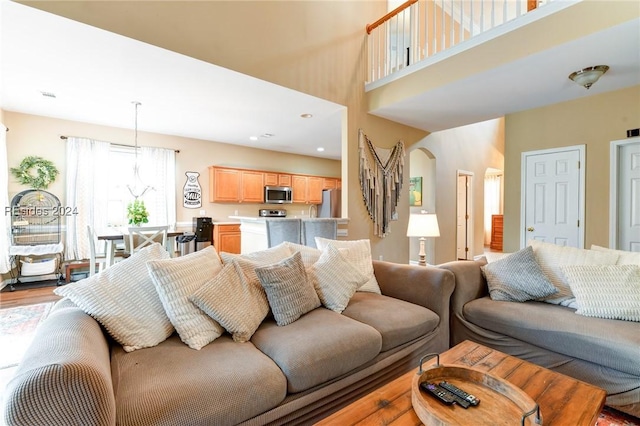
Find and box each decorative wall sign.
[409,177,422,206]
[183,172,202,209]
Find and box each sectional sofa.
[4,241,455,425]
[440,241,640,418]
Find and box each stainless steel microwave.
[264,186,292,204]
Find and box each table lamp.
[407,212,440,266]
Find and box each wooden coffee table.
[316,340,606,425]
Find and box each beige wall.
[503,85,640,252]
[410,118,505,264]
[20,1,428,263]
[4,111,341,225]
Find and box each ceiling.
[0,1,346,160]
[2,1,639,160]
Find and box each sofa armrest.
[438,259,488,318]
[372,260,455,324]
[4,303,116,426]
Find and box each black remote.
[420,382,455,405]
[439,381,480,406]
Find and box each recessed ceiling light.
[300,113,313,118]
[316,147,325,152]
[40,91,56,98]
[261,133,274,138]
[249,136,258,141]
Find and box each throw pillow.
[254,251,321,326]
[189,261,269,342]
[481,246,558,302]
[146,245,225,350]
[528,239,619,306]
[219,242,292,266]
[54,243,173,352]
[561,264,640,322]
[308,245,368,313]
[591,245,640,265]
[283,241,322,267]
[314,238,381,294]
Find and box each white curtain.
[0,124,11,273]
[139,146,176,227]
[484,173,503,245]
[65,137,111,261]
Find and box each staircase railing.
[366,0,553,85]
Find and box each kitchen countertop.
[229,216,348,222]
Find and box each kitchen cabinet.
[209,167,241,202]
[241,171,264,203]
[323,178,337,190]
[213,223,241,254]
[209,167,264,203]
[264,173,292,187]
[291,175,323,204]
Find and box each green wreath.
[10,156,59,190]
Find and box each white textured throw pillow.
[528,240,619,306]
[255,252,321,326]
[561,264,640,322]
[314,238,381,294]
[283,241,322,267]
[481,246,558,302]
[591,245,640,265]
[189,261,269,342]
[308,245,368,313]
[147,246,225,350]
[54,243,173,352]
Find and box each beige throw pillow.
[54,243,173,352]
[314,238,381,294]
[255,252,321,326]
[190,261,270,342]
[591,245,640,265]
[561,264,640,322]
[308,245,368,313]
[147,246,225,350]
[528,240,619,306]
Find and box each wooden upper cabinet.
[291,175,308,204]
[323,178,337,190]
[265,173,292,187]
[210,167,241,202]
[308,176,324,204]
[241,171,264,203]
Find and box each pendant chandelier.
[126,101,152,199]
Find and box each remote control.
[439,381,480,406]
[420,382,455,405]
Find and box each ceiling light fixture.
[126,101,152,199]
[249,136,258,141]
[316,147,325,152]
[568,65,609,89]
[261,133,274,138]
[300,113,313,118]
[40,91,56,98]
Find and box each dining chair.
[87,225,109,276]
[265,219,301,248]
[126,226,169,254]
[301,219,337,248]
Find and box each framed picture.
[409,177,422,206]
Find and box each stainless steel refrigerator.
[318,189,341,218]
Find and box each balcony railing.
[366,0,557,85]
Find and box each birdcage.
[10,189,62,245]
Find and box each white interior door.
[611,138,640,251]
[521,146,585,248]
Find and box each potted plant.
[127,199,149,226]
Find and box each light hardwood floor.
[0,285,62,309]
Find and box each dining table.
[97,227,185,266]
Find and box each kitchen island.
[229,216,347,254]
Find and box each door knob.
[527,227,534,232]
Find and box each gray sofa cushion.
[342,292,439,352]
[111,334,286,426]
[464,297,640,377]
[251,307,382,393]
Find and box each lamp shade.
[407,213,440,237]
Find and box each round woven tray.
[411,353,542,425]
